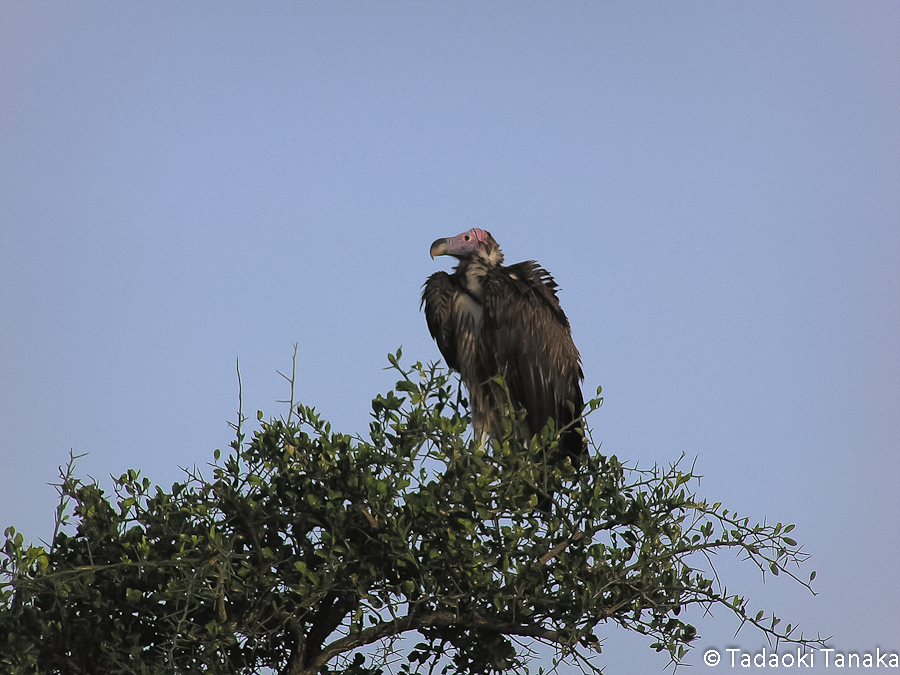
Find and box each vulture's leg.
[472,413,489,451]
[477,428,489,452]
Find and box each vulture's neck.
[456,251,502,301]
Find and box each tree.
[1,350,824,674]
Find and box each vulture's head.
[429,228,504,266]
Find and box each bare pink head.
[429,228,500,263]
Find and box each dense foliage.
[0,351,822,674]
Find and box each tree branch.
[302,609,564,675]
[300,592,358,670]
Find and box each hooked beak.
[429,238,451,260]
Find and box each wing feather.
[421,272,460,370]
[482,262,584,456]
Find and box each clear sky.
[1,2,897,671]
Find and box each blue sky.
[1,2,897,671]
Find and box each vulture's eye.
[465,235,470,241]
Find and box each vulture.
[421,228,585,459]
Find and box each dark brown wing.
[482,261,584,457]
[421,271,461,371]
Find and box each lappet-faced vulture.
[422,228,585,459]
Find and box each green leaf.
[396,380,418,394]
